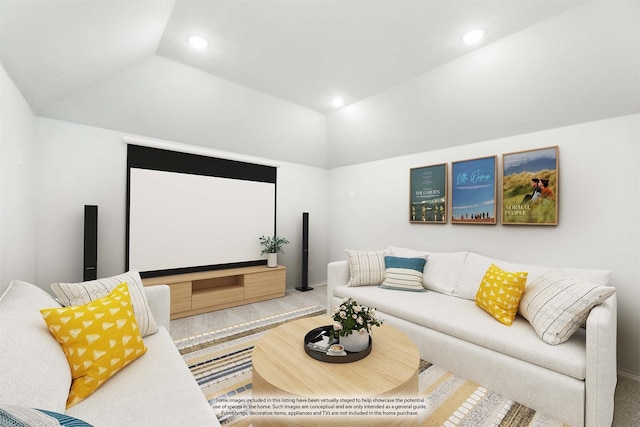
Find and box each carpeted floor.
[171,286,640,427]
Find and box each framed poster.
[451,156,497,224]
[501,146,558,225]
[409,163,447,223]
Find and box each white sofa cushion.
[51,270,158,337]
[454,252,612,301]
[66,327,219,427]
[334,284,587,380]
[0,281,71,412]
[387,246,429,258]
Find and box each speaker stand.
[297,211,312,292]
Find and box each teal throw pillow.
[380,256,427,292]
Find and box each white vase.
[339,331,370,352]
[267,253,278,268]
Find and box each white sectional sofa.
[0,279,219,427]
[327,248,617,427]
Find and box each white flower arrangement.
[330,297,383,338]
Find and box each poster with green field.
[502,146,558,225]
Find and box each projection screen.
[126,144,276,278]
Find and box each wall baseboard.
[287,281,326,291]
[618,369,640,382]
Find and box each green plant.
[330,297,383,338]
[259,235,290,255]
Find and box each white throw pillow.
[423,251,468,294]
[519,271,616,345]
[455,252,501,300]
[51,270,158,337]
[0,281,71,411]
[345,249,387,287]
[387,245,429,258]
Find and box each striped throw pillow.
[0,405,92,427]
[51,270,158,337]
[380,256,427,292]
[519,271,615,345]
[345,249,387,287]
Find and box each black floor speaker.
[83,205,98,281]
[296,212,313,292]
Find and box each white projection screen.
[126,145,276,278]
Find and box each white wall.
[0,64,37,288]
[327,114,640,376]
[35,119,127,287]
[34,117,329,291]
[274,163,329,288]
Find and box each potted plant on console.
[330,297,383,352]
[259,235,290,268]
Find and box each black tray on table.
[303,325,372,364]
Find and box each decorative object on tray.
[305,327,337,353]
[327,344,346,356]
[258,235,290,267]
[304,326,372,363]
[330,297,383,352]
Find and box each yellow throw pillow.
[40,282,147,408]
[475,264,528,326]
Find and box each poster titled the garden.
[502,146,558,225]
[451,156,496,224]
[410,163,447,223]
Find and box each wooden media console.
[142,265,286,319]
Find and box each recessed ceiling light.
[461,28,487,46]
[187,34,209,50]
[331,97,345,108]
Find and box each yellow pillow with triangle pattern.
[40,282,147,408]
[475,263,528,326]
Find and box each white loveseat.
[327,248,617,427]
[0,279,219,427]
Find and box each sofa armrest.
[585,292,617,427]
[144,285,171,332]
[327,261,350,314]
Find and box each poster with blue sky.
[502,146,558,225]
[451,156,496,224]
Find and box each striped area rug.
[174,306,569,427]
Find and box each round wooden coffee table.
[251,316,420,427]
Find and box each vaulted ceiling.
[1,1,638,168]
[1,0,585,114]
